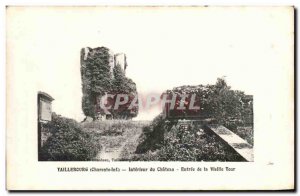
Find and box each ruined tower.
[80,46,138,120]
[81,47,127,78]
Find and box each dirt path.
[92,122,147,161]
[95,139,127,161]
[96,147,121,161]
[117,129,144,160]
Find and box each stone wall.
[81,47,128,78]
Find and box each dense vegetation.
[82,120,149,161]
[164,77,253,129]
[134,119,245,161]
[39,113,101,161]
[110,64,139,119]
[81,47,112,119]
[81,47,138,120]
[134,78,253,161]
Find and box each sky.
[7,6,293,121]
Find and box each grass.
[82,120,150,160]
[82,120,149,132]
[80,119,253,162]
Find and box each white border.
[1,0,298,195]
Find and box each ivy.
[81,47,138,120]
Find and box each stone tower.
[81,47,128,78]
[114,53,128,74]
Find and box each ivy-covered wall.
[80,47,138,120]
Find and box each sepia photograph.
[32,7,255,162]
[38,59,254,162]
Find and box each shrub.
[163,77,253,142]
[135,114,175,153]
[165,77,253,128]
[134,122,245,161]
[134,78,253,161]
[39,113,101,161]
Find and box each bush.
[134,122,245,161]
[39,113,101,161]
[135,114,175,153]
[234,126,254,146]
[165,77,253,128]
[134,78,253,161]
[163,77,253,144]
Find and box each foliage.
[81,47,112,119]
[39,113,101,161]
[135,114,175,153]
[81,93,96,119]
[166,77,253,128]
[82,120,146,133]
[235,126,254,145]
[80,47,138,120]
[82,120,149,161]
[110,64,139,119]
[133,122,245,161]
[134,78,253,161]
